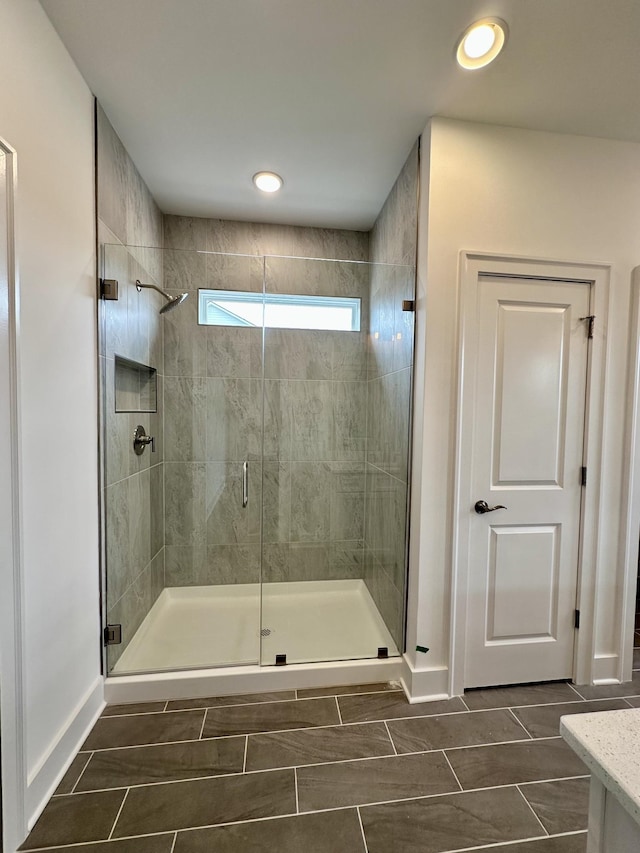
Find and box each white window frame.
[198,289,361,332]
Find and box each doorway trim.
[450,252,610,697]
[618,267,640,684]
[0,137,27,851]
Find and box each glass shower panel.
[365,260,416,652]
[259,256,414,666]
[101,242,165,676]
[101,245,265,674]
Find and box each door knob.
[474,500,507,514]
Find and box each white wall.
[0,0,102,835]
[407,117,640,695]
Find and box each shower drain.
[260,628,272,637]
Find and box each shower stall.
[99,243,415,687]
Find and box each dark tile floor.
[20,647,640,853]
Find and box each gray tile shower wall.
[163,216,369,261]
[161,218,370,588]
[97,104,163,282]
[97,102,165,670]
[365,140,419,649]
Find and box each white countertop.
[561,708,640,825]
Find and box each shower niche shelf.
[114,355,157,413]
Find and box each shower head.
[159,292,189,314]
[135,280,189,315]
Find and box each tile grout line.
[383,721,397,755]
[86,732,247,753]
[356,807,370,853]
[517,773,588,789]
[70,752,94,794]
[335,696,343,725]
[294,767,299,814]
[567,683,586,700]
[242,735,248,773]
[515,784,550,837]
[101,694,324,718]
[169,831,178,853]
[507,707,533,739]
[442,750,464,792]
[436,829,587,853]
[25,830,178,851]
[107,787,130,841]
[197,711,207,741]
[458,695,471,711]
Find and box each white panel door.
[465,275,590,688]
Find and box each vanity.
[561,708,640,852]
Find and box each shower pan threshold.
[110,579,400,695]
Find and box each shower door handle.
[242,461,249,508]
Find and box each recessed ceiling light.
[253,171,283,193]
[456,18,508,70]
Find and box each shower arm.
[135,279,172,304]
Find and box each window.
[198,289,361,332]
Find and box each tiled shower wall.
[161,218,371,589]
[97,104,165,669]
[365,141,419,647]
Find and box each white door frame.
[618,267,640,684]
[0,137,27,852]
[450,252,610,697]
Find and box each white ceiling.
[40,0,640,230]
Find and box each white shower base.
[112,579,398,676]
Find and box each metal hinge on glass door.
[100,278,119,301]
[104,624,122,646]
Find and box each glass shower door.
[259,256,415,666]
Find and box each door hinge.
[580,315,595,339]
[104,624,122,646]
[100,278,119,301]
[581,466,587,486]
[574,610,580,629]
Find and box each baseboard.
[26,676,105,829]
[401,657,450,703]
[591,653,620,684]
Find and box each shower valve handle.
[133,425,155,455]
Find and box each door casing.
[450,252,611,696]
[618,267,640,684]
